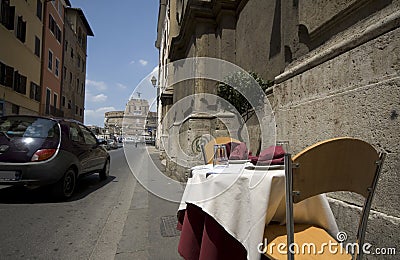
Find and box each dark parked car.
[0,115,110,199]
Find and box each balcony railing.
[42,105,64,118]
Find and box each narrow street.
[0,147,182,259]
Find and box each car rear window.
[0,117,60,139]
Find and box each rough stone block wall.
[272,26,400,252]
[236,0,285,80]
[299,0,357,34]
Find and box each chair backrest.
[292,137,380,202]
[285,137,385,260]
[203,136,240,164]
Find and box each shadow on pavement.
[0,174,116,204]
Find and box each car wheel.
[53,168,76,200]
[99,158,110,181]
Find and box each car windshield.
[0,117,60,139]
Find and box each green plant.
[217,71,273,124]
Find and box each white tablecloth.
[179,163,339,260]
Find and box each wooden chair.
[200,137,240,164]
[263,137,386,260]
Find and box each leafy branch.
[217,71,273,123]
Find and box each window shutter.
[13,70,19,91]
[21,20,26,42]
[20,75,27,94]
[36,85,41,102]
[30,82,35,99]
[5,65,13,87]
[7,6,15,30]
[36,0,42,20]
[0,62,4,84]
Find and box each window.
[1,117,59,138]
[11,104,19,114]
[0,61,14,87]
[34,36,40,57]
[62,96,65,107]
[77,27,82,45]
[76,78,79,92]
[55,26,61,42]
[16,16,26,42]
[69,71,72,83]
[70,47,74,59]
[48,50,53,70]
[55,58,59,77]
[13,71,27,95]
[82,60,85,72]
[45,88,50,114]
[79,108,83,116]
[77,55,80,68]
[81,38,86,49]
[64,40,68,51]
[36,0,42,20]
[53,93,57,107]
[68,100,71,109]
[48,14,54,31]
[69,123,84,143]
[79,125,97,145]
[0,101,4,117]
[63,66,66,81]
[30,82,41,102]
[75,105,78,115]
[48,14,61,43]
[0,0,15,30]
[58,0,62,16]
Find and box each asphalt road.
[0,148,138,259]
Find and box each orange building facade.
[40,0,70,117]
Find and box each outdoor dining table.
[177,163,339,260]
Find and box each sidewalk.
[115,146,184,260]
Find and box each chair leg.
[355,152,386,259]
[284,153,294,260]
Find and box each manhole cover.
[160,215,180,237]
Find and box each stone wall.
[272,21,400,251]
[236,0,285,80]
[163,1,400,252]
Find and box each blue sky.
[69,0,159,127]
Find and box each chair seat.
[263,224,352,260]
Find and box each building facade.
[0,0,92,123]
[104,99,157,142]
[104,111,124,137]
[157,0,400,250]
[62,7,93,122]
[123,98,151,138]
[0,0,44,116]
[40,0,70,117]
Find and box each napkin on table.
[228,142,248,160]
[250,145,285,165]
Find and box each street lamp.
[150,76,159,147]
[151,76,157,88]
